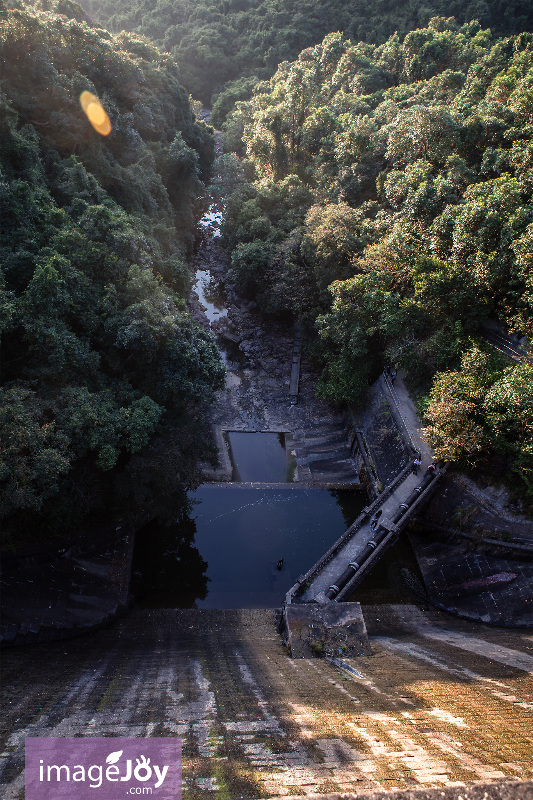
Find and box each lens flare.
[80,91,112,136]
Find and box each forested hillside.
[2,0,532,547]
[78,0,533,118]
[221,19,533,502]
[0,2,224,550]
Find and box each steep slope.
[0,3,224,550]
[1,606,532,798]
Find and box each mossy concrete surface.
[279,780,533,800]
[1,605,532,799]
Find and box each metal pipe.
[325,530,389,599]
[326,465,440,600]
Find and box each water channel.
[132,200,421,609]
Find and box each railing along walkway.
[288,461,445,605]
[285,368,444,606]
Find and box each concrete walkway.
[294,371,439,603]
[381,370,433,466]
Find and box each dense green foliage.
[425,347,533,495]
[0,3,224,549]
[3,0,532,529]
[79,0,533,114]
[221,19,533,498]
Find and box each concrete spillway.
[1,605,533,799]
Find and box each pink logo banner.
[25,737,181,800]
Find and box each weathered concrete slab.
[348,380,411,488]
[282,601,371,658]
[409,531,533,627]
[273,779,533,800]
[419,472,533,544]
[2,606,533,799]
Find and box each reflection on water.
[226,431,295,482]
[132,486,366,609]
[131,516,209,608]
[194,268,228,324]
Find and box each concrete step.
[296,441,352,458]
[291,422,347,439]
[293,431,349,448]
[308,458,358,481]
[305,447,354,462]
[290,417,358,485]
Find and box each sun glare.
[80,91,112,136]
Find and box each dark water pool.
[132,486,365,608]
[226,431,294,482]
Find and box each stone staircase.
[292,419,360,485]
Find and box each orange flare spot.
[80,91,112,136]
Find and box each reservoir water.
[132,486,365,608]
[226,431,295,482]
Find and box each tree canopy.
[221,20,533,501]
[78,0,533,115]
[3,1,533,528]
[0,3,224,549]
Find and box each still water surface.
[226,431,294,482]
[132,486,365,608]
[194,268,228,323]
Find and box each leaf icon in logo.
[106,750,123,764]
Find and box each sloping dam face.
[1,605,533,799]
